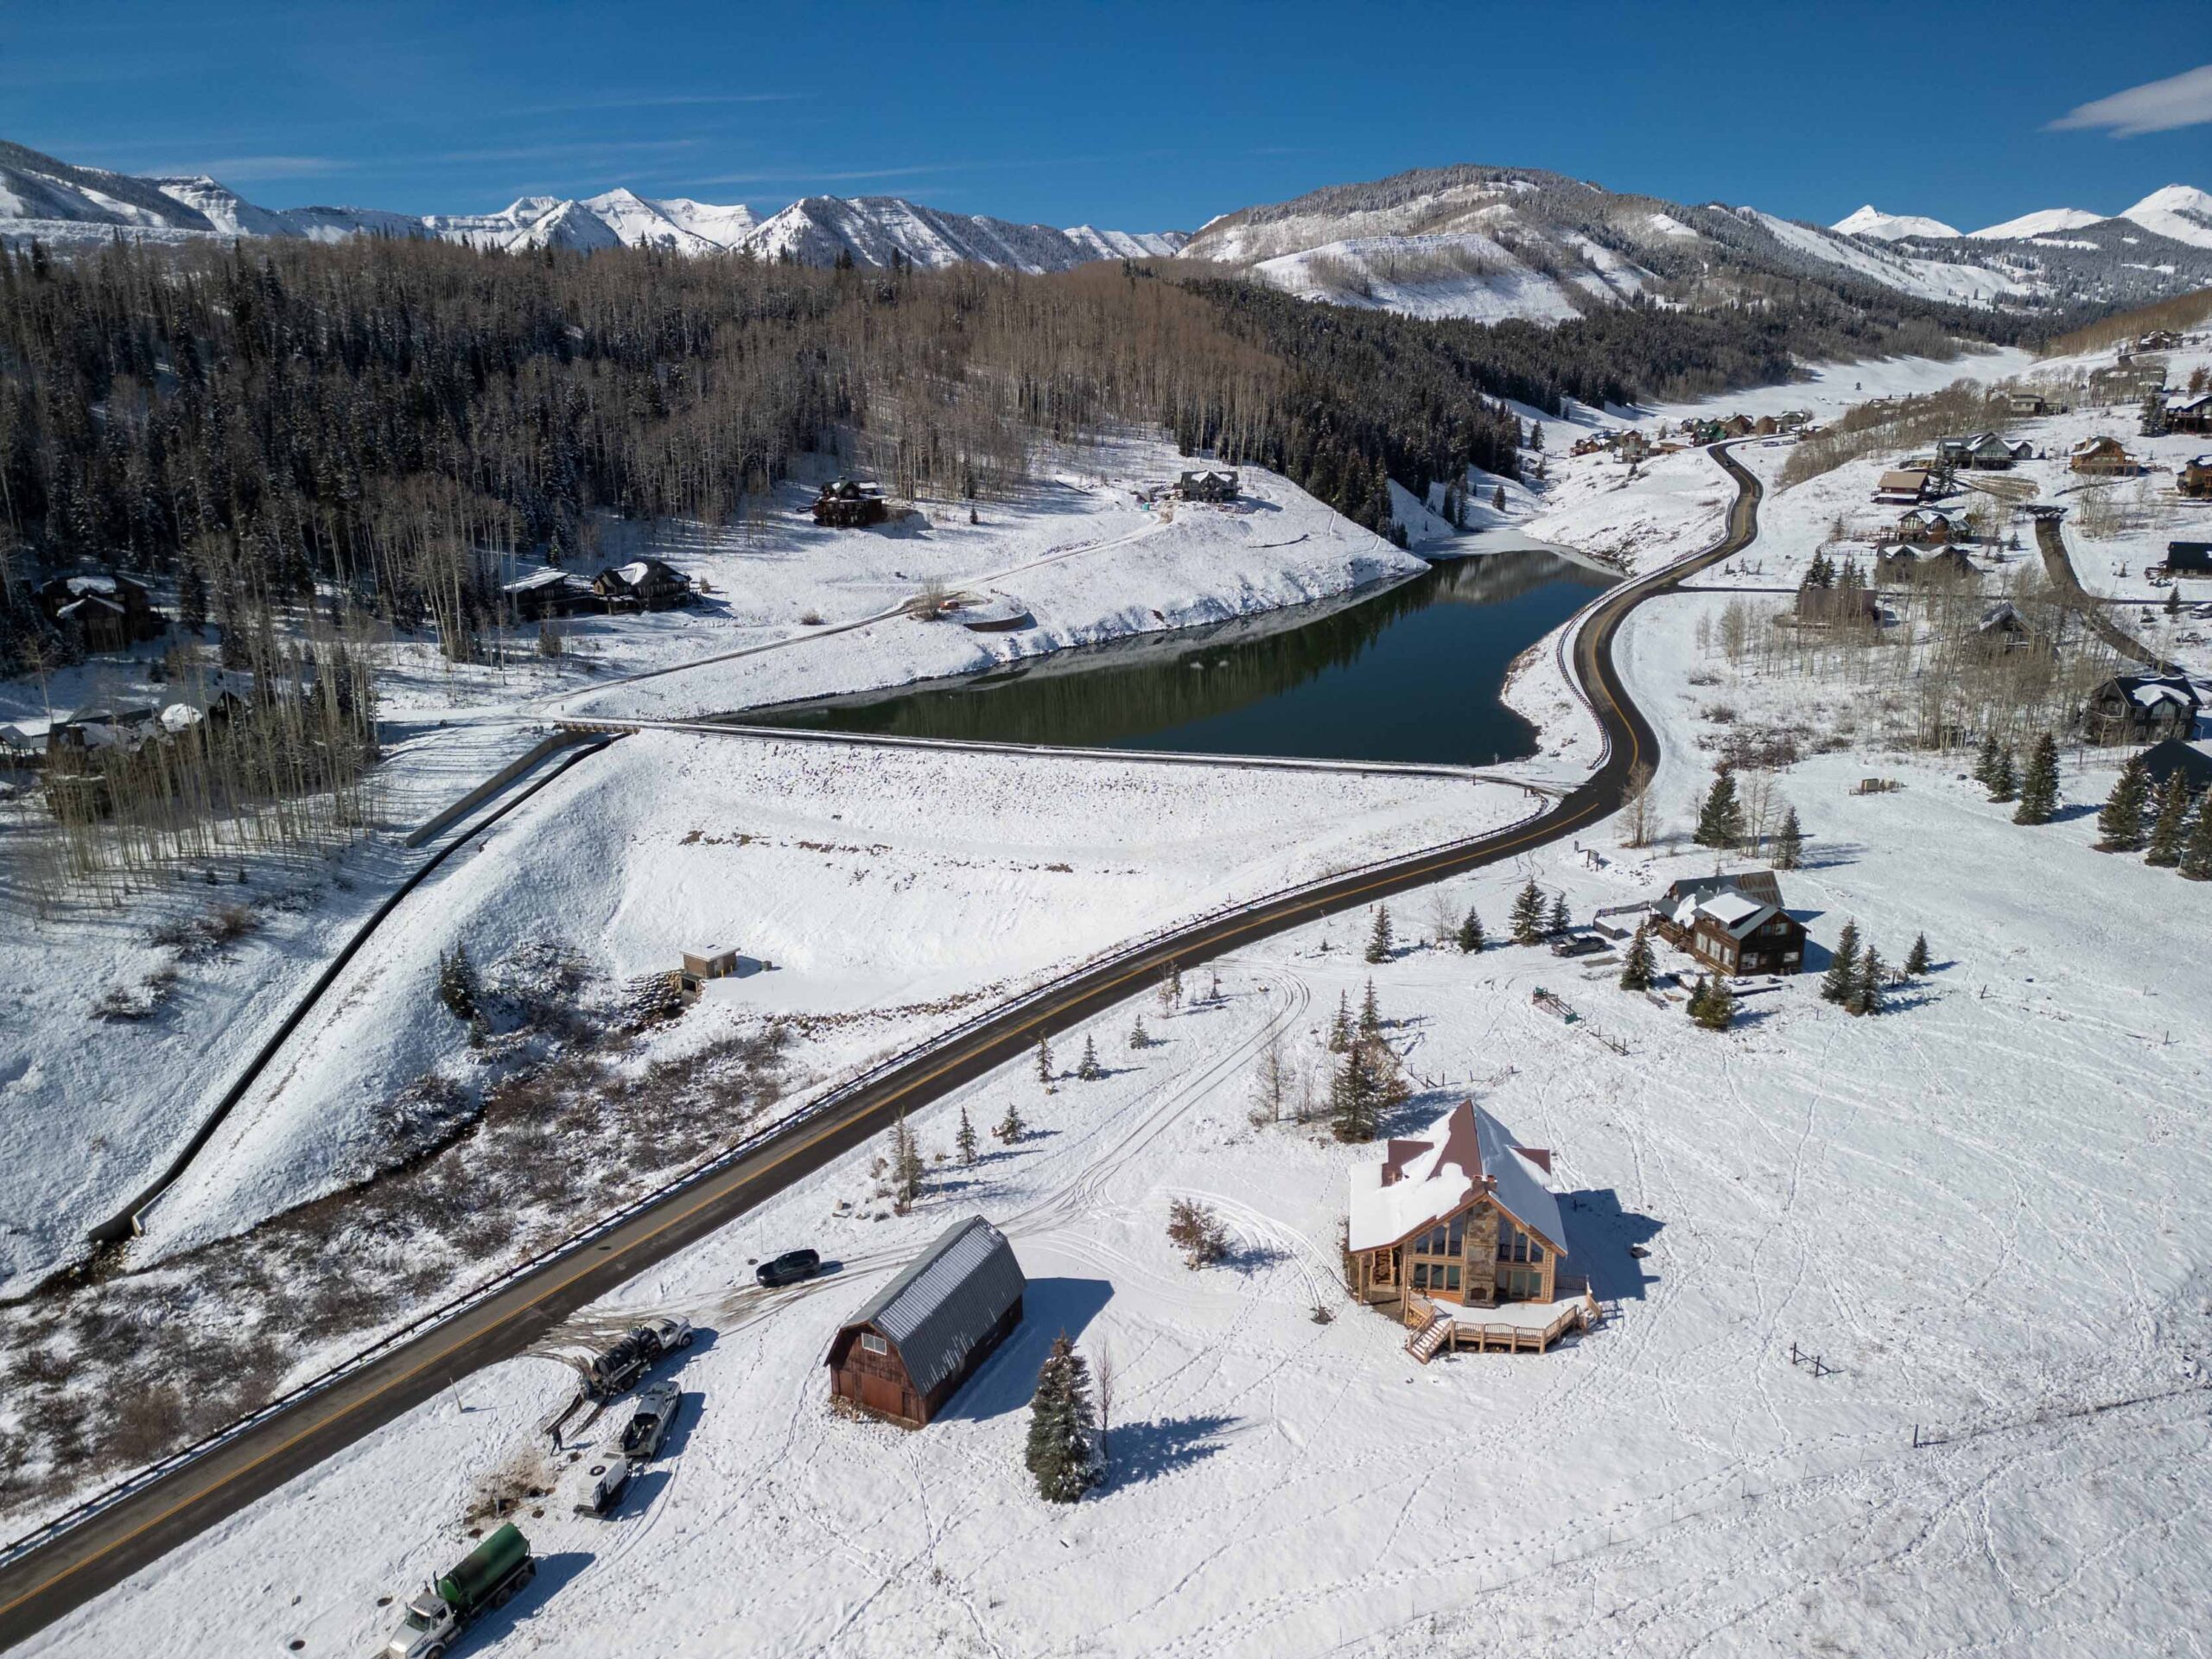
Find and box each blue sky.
[12,1,2210,231]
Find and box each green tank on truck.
[380,1522,536,1659]
[438,1523,530,1612]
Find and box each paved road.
[2033,514,2183,674]
[0,445,1762,1646]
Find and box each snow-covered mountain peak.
[2123,184,2212,249]
[1833,204,1960,241]
[1968,206,2104,240]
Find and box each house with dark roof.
[1346,1101,1596,1360]
[1876,543,1976,585]
[1178,468,1239,502]
[592,558,692,612]
[503,567,600,621]
[2084,674,2201,744]
[812,477,890,528]
[2168,541,2212,576]
[2164,393,2212,435]
[1937,432,2031,471]
[2179,457,2212,502]
[1896,506,1961,544]
[826,1215,1025,1427]
[1647,870,1805,976]
[2069,435,2140,477]
[2139,737,2212,798]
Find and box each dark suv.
[755,1248,822,1288]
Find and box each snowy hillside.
[1970,206,2106,240]
[1178,164,2212,324]
[2123,184,2212,250]
[1832,204,1960,241]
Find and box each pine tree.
[1034,1033,1053,1084]
[1455,906,1485,953]
[1821,920,1861,1005]
[2180,794,2212,880]
[1695,976,1737,1031]
[1128,1014,1151,1050]
[1546,892,1572,936]
[890,1109,925,1204]
[2013,733,2060,825]
[1357,978,1383,1043]
[2144,773,2190,867]
[1025,1334,1099,1503]
[1326,990,1354,1053]
[1685,975,1711,1023]
[1904,933,1930,977]
[1076,1035,1103,1081]
[1329,1038,1382,1142]
[995,1101,1027,1144]
[1365,905,1395,964]
[1619,920,1656,991]
[1988,745,2018,804]
[1491,484,1506,512]
[1694,770,1745,849]
[1510,880,1547,945]
[957,1105,978,1166]
[1973,732,2002,791]
[435,945,478,1021]
[1851,946,1885,1016]
[1771,807,1804,871]
[2095,755,2152,851]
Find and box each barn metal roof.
[836,1215,1025,1395]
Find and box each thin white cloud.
[2050,62,2212,137]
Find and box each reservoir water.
[741,546,1612,767]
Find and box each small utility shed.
[827,1216,1025,1427]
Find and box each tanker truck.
[380,1522,536,1659]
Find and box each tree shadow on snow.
[1560,1190,1662,1303]
[2047,802,2101,824]
[1790,842,1866,872]
[934,1276,1115,1423]
[1099,1413,1239,1489]
[1218,1239,1289,1274]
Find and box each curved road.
[0,444,1762,1645]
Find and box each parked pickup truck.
[582,1316,693,1400]
[620,1378,683,1462]
[381,1522,535,1659]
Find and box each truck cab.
[382,1592,459,1659]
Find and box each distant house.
[1877,543,1976,584]
[2167,541,2212,576]
[1751,414,1779,436]
[2006,391,2062,417]
[1875,469,1935,505]
[1611,430,1651,463]
[2069,435,2140,476]
[1346,1100,1595,1360]
[2180,457,2212,501]
[1717,414,1756,439]
[1653,872,1808,976]
[502,567,599,622]
[2165,393,2212,435]
[1975,601,2036,652]
[35,571,164,653]
[2138,330,2182,352]
[812,477,890,528]
[44,700,159,766]
[1777,410,1813,432]
[1937,432,2032,471]
[2139,737,2212,798]
[2084,673,2201,744]
[592,558,692,612]
[1897,506,1961,543]
[1178,468,1239,502]
[826,1216,1025,1428]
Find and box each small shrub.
[1166,1198,1230,1269]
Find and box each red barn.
[826,1215,1025,1428]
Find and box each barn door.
[861,1373,904,1418]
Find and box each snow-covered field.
[35,601,2212,1655]
[31,335,2212,1655]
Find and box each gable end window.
[861,1332,887,1355]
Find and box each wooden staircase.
[1405,1308,1453,1364]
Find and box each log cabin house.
[592,558,692,612]
[503,567,599,622]
[1649,870,1806,976]
[1178,468,1240,502]
[2180,458,2212,501]
[812,478,890,528]
[2084,674,2202,744]
[826,1216,1025,1427]
[2069,435,2140,476]
[1896,507,1961,544]
[1346,1101,1596,1361]
[35,571,164,653]
[2165,394,2212,435]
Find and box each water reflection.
[738,549,1611,767]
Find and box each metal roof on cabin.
[835,1215,1025,1395]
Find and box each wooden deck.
[1401,1286,1601,1361]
